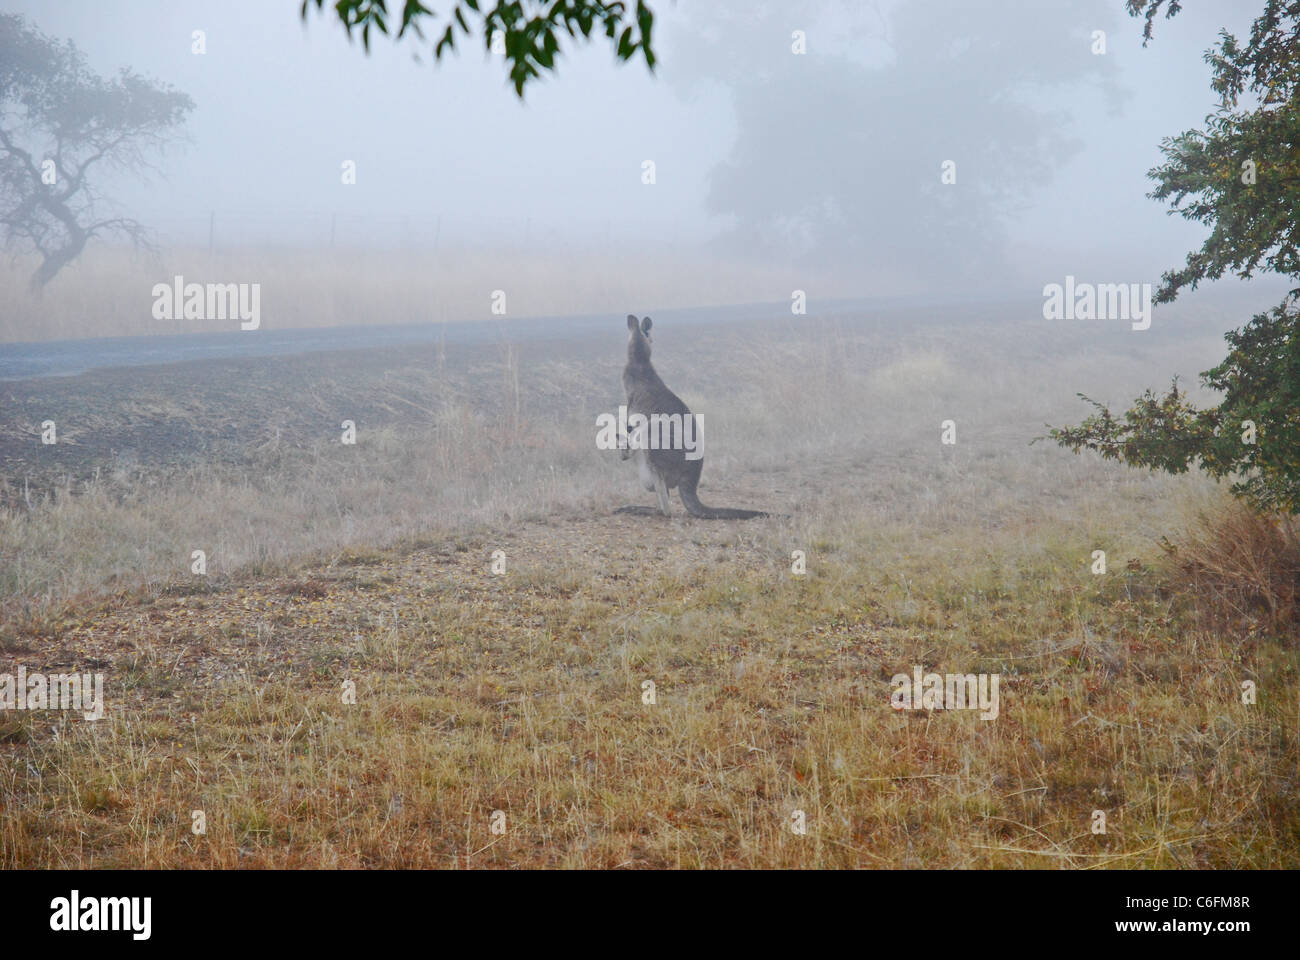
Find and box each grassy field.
[0,245,849,344]
[1,283,1297,867]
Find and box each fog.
[5,2,1299,875]
[0,0,1265,307]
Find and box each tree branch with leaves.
[1049,1,1300,516]
[301,0,656,96]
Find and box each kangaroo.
[616,314,768,519]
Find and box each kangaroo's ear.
[627,314,639,331]
[640,316,653,334]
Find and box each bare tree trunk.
[29,232,86,291]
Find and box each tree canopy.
[673,1,1122,286]
[1128,0,1300,303]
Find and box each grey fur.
[616,314,768,520]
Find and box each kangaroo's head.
[626,314,652,365]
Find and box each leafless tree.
[0,14,193,291]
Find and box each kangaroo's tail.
[678,477,768,520]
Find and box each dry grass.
[0,244,850,343]
[3,497,1294,868]
[1161,494,1300,633]
[1,281,1297,868]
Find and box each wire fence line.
[142,210,686,252]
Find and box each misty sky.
[0,0,1265,300]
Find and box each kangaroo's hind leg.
[636,449,657,492]
[654,473,671,516]
[614,450,671,516]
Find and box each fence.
[141,210,691,253]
